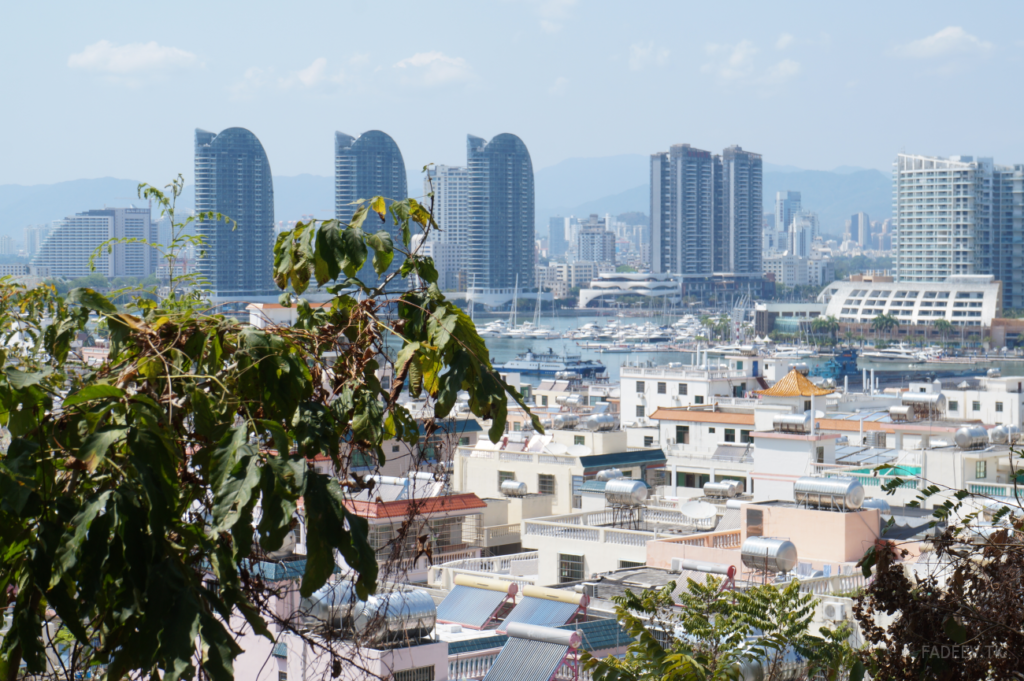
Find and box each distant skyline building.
[577,215,616,265]
[335,130,408,287]
[775,191,801,233]
[31,207,154,279]
[850,212,871,247]
[194,127,276,299]
[424,164,470,291]
[466,134,535,294]
[893,153,1024,308]
[548,216,568,259]
[24,225,52,259]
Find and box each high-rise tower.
[717,146,763,276]
[650,144,715,278]
[335,131,408,287]
[194,128,276,298]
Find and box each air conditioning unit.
[822,602,847,621]
[670,558,683,572]
[637,392,646,399]
[666,438,676,446]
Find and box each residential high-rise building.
[849,212,871,248]
[775,191,801,243]
[335,130,408,288]
[894,153,1024,307]
[466,134,535,292]
[194,128,276,298]
[577,214,616,265]
[30,207,155,279]
[424,164,470,291]
[548,216,568,258]
[25,224,52,259]
[717,145,763,276]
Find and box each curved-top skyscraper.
[467,134,535,291]
[335,131,408,286]
[194,127,276,298]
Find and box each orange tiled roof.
[755,369,835,398]
[344,493,486,519]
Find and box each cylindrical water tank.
[555,371,581,380]
[564,394,584,406]
[552,414,580,429]
[901,392,946,411]
[555,395,570,405]
[301,581,364,631]
[703,480,741,498]
[989,425,1009,445]
[506,622,582,649]
[861,498,891,514]
[888,405,915,422]
[725,499,744,510]
[595,468,624,482]
[353,590,437,644]
[954,425,989,450]
[454,401,470,413]
[773,413,812,433]
[584,414,618,432]
[501,480,528,497]
[603,479,648,506]
[741,537,799,573]
[1008,426,1023,443]
[793,477,865,511]
[675,558,733,575]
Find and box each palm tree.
[811,315,841,346]
[871,314,887,341]
[933,318,953,345]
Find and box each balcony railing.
[465,522,522,548]
[967,482,1024,498]
[621,366,751,380]
[427,551,539,589]
[654,528,743,549]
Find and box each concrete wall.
[454,448,581,515]
[743,503,880,565]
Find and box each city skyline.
[4,3,1023,186]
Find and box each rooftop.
[755,368,835,398]
[344,493,487,520]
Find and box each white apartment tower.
[894,153,1024,308]
[31,208,156,280]
[425,165,471,291]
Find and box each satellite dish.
[803,410,826,418]
[679,501,718,521]
[566,444,590,457]
[543,442,568,455]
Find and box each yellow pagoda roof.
[755,368,835,397]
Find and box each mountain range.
[0,158,891,243]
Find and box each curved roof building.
[194,127,276,298]
[335,131,408,287]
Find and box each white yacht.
[861,346,926,364]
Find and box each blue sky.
[2,1,1022,186]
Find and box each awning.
[580,448,666,471]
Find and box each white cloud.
[536,0,577,32]
[895,26,993,58]
[702,40,757,80]
[393,52,472,86]
[776,33,794,50]
[701,40,801,94]
[231,58,345,98]
[628,41,669,71]
[548,76,569,95]
[764,59,801,84]
[68,40,200,74]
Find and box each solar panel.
[501,597,580,629]
[436,585,510,629]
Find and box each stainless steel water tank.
[301,581,364,630]
[773,412,812,433]
[552,414,580,429]
[888,405,916,422]
[989,425,1009,444]
[500,480,528,497]
[583,414,617,432]
[793,477,865,511]
[1008,425,1022,443]
[741,537,799,573]
[603,478,648,506]
[555,371,581,380]
[703,480,741,498]
[861,498,891,514]
[954,425,989,450]
[595,468,624,482]
[353,590,437,644]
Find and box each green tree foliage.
[811,315,840,345]
[0,178,535,680]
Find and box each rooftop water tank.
[861,498,891,514]
[773,412,812,433]
[990,425,1009,444]
[793,477,865,511]
[1008,425,1022,444]
[555,371,581,380]
[583,414,617,432]
[741,537,798,574]
[901,392,946,412]
[552,414,580,430]
[604,478,648,506]
[954,425,989,450]
[300,581,364,631]
[500,480,528,497]
[353,590,437,645]
[703,480,742,498]
[564,394,584,406]
[595,468,624,482]
[888,405,916,423]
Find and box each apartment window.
[559,554,584,583]
[741,430,752,444]
[279,674,288,681]
[572,475,584,509]
[644,436,654,447]
[996,402,1004,413]
[460,436,470,446]
[736,361,744,370]
[724,428,736,443]
[976,461,987,479]
[708,427,716,434]
[539,474,556,496]
[541,395,548,407]
[804,400,812,411]
[973,401,981,412]
[272,642,288,659]
[694,395,704,405]
[513,422,521,432]
[657,382,667,394]
[636,405,645,418]
[816,446,825,464]
[574,435,585,446]
[498,471,515,486]
[746,509,764,537]
[392,445,400,453]
[676,425,690,444]
[636,381,645,392]
[395,666,436,681]
[949,400,959,411]
[679,383,688,396]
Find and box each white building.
[577,225,615,265]
[25,224,52,259]
[31,207,156,280]
[426,165,471,291]
[817,274,1002,327]
[578,272,681,307]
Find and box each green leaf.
[365,230,394,275]
[67,287,118,314]
[6,366,52,389]
[340,225,368,278]
[210,445,261,536]
[62,383,125,408]
[79,427,127,473]
[943,616,968,644]
[314,221,344,284]
[301,474,377,598]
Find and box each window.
[679,383,688,396]
[996,402,1004,413]
[272,642,288,659]
[392,445,400,453]
[804,400,812,411]
[621,470,633,477]
[572,475,583,509]
[644,436,654,447]
[724,428,736,443]
[973,401,981,412]
[395,666,436,681]
[976,461,987,479]
[539,474,556,496]
[657,382,667,394]
[949,400,959,411]
[694,395,704,405]
[498,471,515,486]
[676,425,690,444]
[636,405,645,417]
[574,435,586,446]
[541,395,548,407]
[708,427,716,434]
[636,381,645,392]
[559,554,584,583]
[741,430,752,444]
[619,560,644,569]
[736,361,744,370]
[513,422,521,432]
[460,436,470,446]
[816,446,825,464]
[279,674,288,681]
[746,509,764,537]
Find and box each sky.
[3,1,1024,186]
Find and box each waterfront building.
[336,130,408,288]
[578,271,680,308]
[31,207,156,279]
[194,128,276,298]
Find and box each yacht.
[861,346,925,364]
[494,348,606,377]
